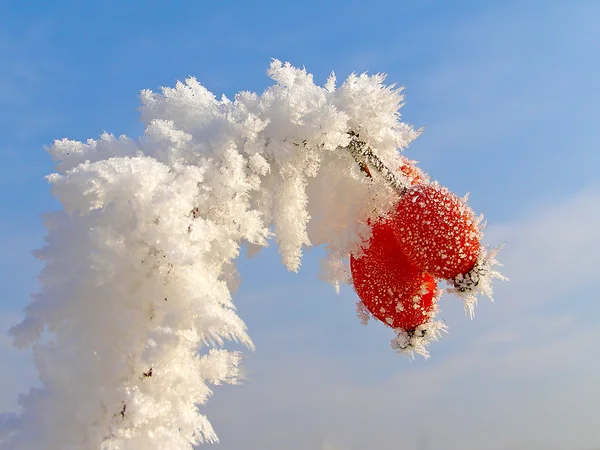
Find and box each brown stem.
[345,131,408,195]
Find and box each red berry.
[351,217,438,331]
[393,184,481,280]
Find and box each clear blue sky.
[1,2,599,449]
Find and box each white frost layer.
[2,60,419,449]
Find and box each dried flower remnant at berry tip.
[390,309,448,360]
[449,245,508,319]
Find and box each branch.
[344,131,408,195]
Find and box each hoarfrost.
[3,60,419,449]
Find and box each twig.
[345,131,408,195]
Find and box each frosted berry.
[393,183,481,280]
[351,217,438,331]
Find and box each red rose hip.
[351,216,438,331]
[393,183,482,280]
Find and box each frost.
[319,249,351,294]
[3,60,421,449]
[390,318,449,360]
[390,297,448,360]
[449,245,508,319]
[356,301,371,326]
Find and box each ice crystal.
[449,245,508,319]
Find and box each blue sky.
[1,2,600,449]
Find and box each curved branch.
[344,131,408,195]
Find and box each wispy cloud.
[486,184,600,313]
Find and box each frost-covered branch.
[2,60,421,449]
[345,131,409,195]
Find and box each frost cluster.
[1,60,420,449]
